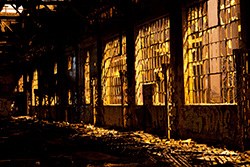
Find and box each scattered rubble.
[1,116,250,166]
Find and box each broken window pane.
[208,0,218,27]
[210,74,221,103]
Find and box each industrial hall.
[1,0,250,156]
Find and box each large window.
[183,0,240,104]
[135,17,170,105]
[102,36,127,105]
[85,51,91,104]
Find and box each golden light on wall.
[183,0,240,104]
[135,16,170,105]
[85,51,91,104]
[102,36,127,105]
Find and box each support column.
[235,49,245,151]
[96,25,104,126]
[240,0,249,50]
[57,43,67,122]
[170,1,184,138]
[74,45,80,123]
[125,0,135,129]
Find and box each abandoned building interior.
[1,0,250,150]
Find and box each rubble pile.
[2,116,250,166]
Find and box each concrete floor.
[0,116,248,167]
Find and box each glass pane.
[210,74,221,103]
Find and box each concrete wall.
[102,105,169,134]
[134,106,166,132]
[79,105,92,124]
[100,104,241,149]
[0,73,15,117]
[103,106,123,127]
[178,105,239,148]
[0,98,12,117]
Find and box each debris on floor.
[0,116,249,166]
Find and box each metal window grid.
[183,0,240,104]
[135,16,170,105]
[101,36,127,105]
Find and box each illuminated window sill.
[185,103,238,106]
[136,104,171,106]
[103,104,128,107]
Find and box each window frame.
[183,0,240,105]
[135,16,171,106]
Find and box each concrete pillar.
[170,0,184,138]
[125,0,136,129]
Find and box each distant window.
[183,0,240,104]
[14,86,17,92]
[42,95,49,106]
[135,16,170,105]
[68,90,72,105]
[85,51,91,104]
[54,62,57,74]
[102,36,127,105]
[32,69,38,106]
[51,93,58,106]
[18,75,24,92]
[68,56,72,70]
[27,74,29,82]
